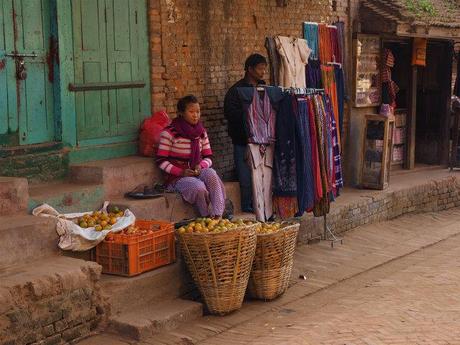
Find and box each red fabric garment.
[307,97,323,203]
[273,196,298,219]
[139,110,170,157]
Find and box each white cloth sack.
[32,201,135,251]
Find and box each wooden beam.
[406,65,417,170]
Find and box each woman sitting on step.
[156,95,226,218]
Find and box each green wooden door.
[73,0,150,145]
[0,0,55,146]
[72,0,110,141]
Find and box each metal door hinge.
[135,11,138,24]
[104,8,107,23]
[138,99,141,112]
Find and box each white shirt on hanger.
[275,36,312,88]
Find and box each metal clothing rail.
[322,214,343,248]
[256,85,325,95]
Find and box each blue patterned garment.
[295,97,315,214]
[273,93,297,197]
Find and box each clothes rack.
[326,61,342,68]
[322,214,343,248]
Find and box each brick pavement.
[79,207,460,345]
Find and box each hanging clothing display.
[303,21,345,137]
[333,21,347,99]
[303,22,319,61]
[334,65,345,134]
[294,97,315,214]
[237,87,283,221]
[332,21,345,65]
[243,31,346,221]
[273,196,298,219]
[306,59,323,89]
[273,93,297,196]
[382,48,399,108]
[321,65,341,149]
[318,24,333,63]
[268,87,343,219]
[265,36,281,86]
[275,35,312,88]
[248,143,275,221]
[329,26,340,64]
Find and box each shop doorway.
[383,39,453,169]
[415,41,452,166]
[382,40,411,169]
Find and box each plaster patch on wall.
[165,0,180,23]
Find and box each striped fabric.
[247,90,276,145]
[156,126,212,184]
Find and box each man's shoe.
[242,207,254,213]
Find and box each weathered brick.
[42,324,54,338]
[62,324,89,342]
[43,334,62,345]
[54,320,68,332]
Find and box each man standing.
[224,54,268,213]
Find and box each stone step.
[0,214,59,266]
[0,256,107,345]
[111,194,195,223]
[111,181,243,222]
[100,260,195,316]
[69,156,160,199]
[28,181,105,214]
[0,176,29,216]
[108,298,203,341]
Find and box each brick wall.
[148,0,350,180]
[0,263,108,345]
[0,150,68,183]
[297,176,460,243]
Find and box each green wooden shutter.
[0,0,9,137]
[15,0,55,144]
[106,0,141,136]
[0,0,55,145]
[72,0,110,141]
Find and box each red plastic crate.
[95,220,176,276]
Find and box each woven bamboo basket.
[247,222,299,300]
[177,225,257,315]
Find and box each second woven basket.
[247,222,299,300]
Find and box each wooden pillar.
[406,65,417,170]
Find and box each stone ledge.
[0,176,29,216]
[298,176,460,243]
[0,257,108,345]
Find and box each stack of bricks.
[148,0,349,179]
[298,176,460,243]
[0,263,108,345]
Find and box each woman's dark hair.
[177,95,199,113]
[244,54,267,71]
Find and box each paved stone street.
[80,208,460,345]
[194,225,460,345]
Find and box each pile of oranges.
[76,208,124,231]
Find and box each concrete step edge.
[108,299,203,341]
